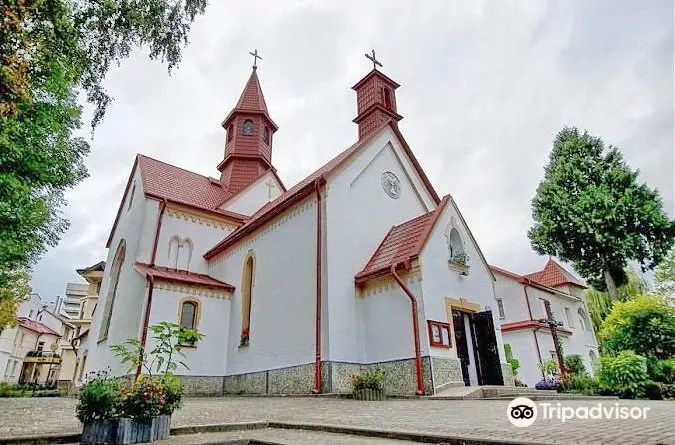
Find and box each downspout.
[523,281,544,373]
[312,178,323,394]
[136,198,166,377]
[391,264,425,396]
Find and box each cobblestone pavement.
[0,397,673,444]
[65,429,420,445]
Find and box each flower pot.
[352,388,385,401]
[81,419,119,444]
[81,416,171,444]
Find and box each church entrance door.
[469,310,504,385]
[451,309,471,386]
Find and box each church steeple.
[218,63,278,194]
[352,51,403,140]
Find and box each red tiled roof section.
[355,196,451,282]
[235,69,268,113]
[524,258,585,288]
[18,318,61,337]
[204,120,443,260]
[134,263,234,292]
[138,155,241,215]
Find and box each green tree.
[528,127,674,299]
[654,248,675,301]
[586,268,648,334]
[0,0,207,290]
[599,295,675,360]
[0,269,30,330]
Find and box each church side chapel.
[86,51,513,396]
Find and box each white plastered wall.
[219,171,284,216]
[324,127,436,362]
[208,196,317,375]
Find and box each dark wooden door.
[452,309,471,386]
[470,310,504,385]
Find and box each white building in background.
[85,62,515,396]
[55,283,90,320]
[490,259,599,387]
[0,294,64,385]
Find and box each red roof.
[524,258,586,288]
[204,120,442,260]
[134,262,235,292]
[355,196,450,282]
[236,68,269,113]
[18,318,61,337]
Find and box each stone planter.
[81,415,171,444]
[352,388,385,401]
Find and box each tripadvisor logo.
[507,397,537,427]
[507,397,651,427]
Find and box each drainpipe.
[136,198,166,377]
[523,281,544,374]
[312,178,323,394]
[137,275,155,378]
[391,264,425,396]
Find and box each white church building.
[85,60,515,395]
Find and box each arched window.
[578,308,590,332]
[227,124,233,142]
[447,228,466,264]
[589,350,597,373]
[243,119,254,136]
[98,239,126,342]
[179,299,200,346]
[263,126,270,144]
[179,238,193,271]
[240,253,255,347]
[127,182,136,211]
[168,235,180,269]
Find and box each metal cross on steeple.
[249,49,263,69]
[365,49,383,71]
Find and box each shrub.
[561,373,598,395]
[599,295,675,360]
[564,355,586,376]
[647,358,675,384]
[120,377,175,420]
[537,359,558,378]
[642,381,663,400]
[597,351,647,399]
[349,367,385,392]
[76,373,123,423]
[661,383,675,399]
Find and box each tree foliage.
[0,0,208,290]
[0,268,30,329]
[654,247,675,301]
[585,268,648,333]
[599,295,675,360]
[528,127,674,297]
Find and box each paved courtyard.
[0,397,672,444]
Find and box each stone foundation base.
[177,375,225,396]
[501,362,515,387]
[223,356,468,396]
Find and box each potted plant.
[77,322,203,444]
[349,367,385,401]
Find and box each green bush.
[564,355,586,376]
[661,383,675,399]
[599,295,675,360]
[538,359,558,378]
[76,373,123,423]
[642,381,663,400]
[349,367,385,392]
[561,373,598,395]
[647,357,675,384]
[597,351,648,399]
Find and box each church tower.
[352,56,403,140]
[218,65,278,194]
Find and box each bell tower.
[352,50,403,140]
[218,53,278,194]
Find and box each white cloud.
[30,0,673,297]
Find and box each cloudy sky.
[31,0,673,300]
